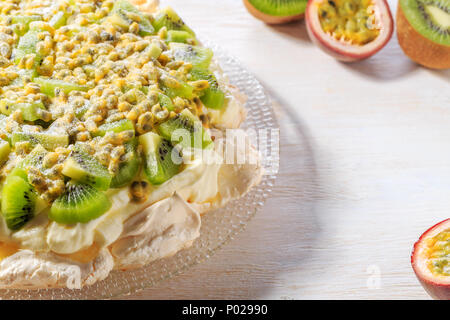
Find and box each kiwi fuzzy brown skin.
[243,0,305,24]
[305,0,394,62]
[397,3,450,70]
[411,219,450,300]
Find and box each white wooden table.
[123,0,450,300]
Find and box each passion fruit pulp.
[412,219,450,300]
[305,0,394,61]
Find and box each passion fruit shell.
[411,219,450,300]
[305,0,394,62]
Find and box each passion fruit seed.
[426,229,450,276]
[318,0,380,45]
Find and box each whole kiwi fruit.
[397,0,450,69]
[243,0,307,24]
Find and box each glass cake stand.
[0,41,279,300]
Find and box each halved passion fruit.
[411,219,450,300]
[305,0,394,61]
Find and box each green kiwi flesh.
[9,144,48,181]
[247,0,307,17]
[167,30,197,44]
[158,93,175,112]
[169,43,214,70]
[139,132,181,185]
[11,132,69,150]
[400,0,450,46]
[160,71,194,99]
[158,109,213,150]
[0,99,46,122]
[1,175,36,230]
[110,139,142,188]
[110,0,155,36]
[94,119,135,137]
[49,182,111,224]
[152,6,195,35]
[0,140,10,165]
[62,147,112,190]
[190,69,225,110]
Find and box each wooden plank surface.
[122,0,450,299]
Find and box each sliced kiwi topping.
[158,109,213,150]
[110,139,142,188]
[0,99,47,122]
[247,0,307,17]
[49,182,112,224]
[190,69,226,110]
[139,132,182,185]
[159,70,194,99]
[1,175,37,230]
[62,147,112,191]
[9,144,48,181]
[0,140,10,165]
[94,119,135,137]
[158,93,175,112]
[400,0,450,45]
[167,30,197,44]
[11,132,69,151]
[169,43,214,70]
[109,0,155,36]
[152,6,195,35]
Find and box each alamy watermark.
[168,124,280,176]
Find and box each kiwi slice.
[1,15,42,36]
[159,70,194,99]
[139,132,181,185]
[49,182,112,224]
[146,43,163,60]
[110,139,142,188]
[75,103,90,120]
[11,132,69,150]
[158,109,213,150]
[13,29,42,67]
[9,144,48,181]
[1,175,37,230]
[190,69,226,110]
[158,93,175,112]
[166,30,197,44]
[94,119,135,137]
[0,140,10,165]
[0,99,47,122]
[62,147,112,191]
[34,77,91,97]
[110,0,155,36]
[400,0,450,46]
[152,6,195,35]
[169,43,214,70]
[49,11,67,29]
